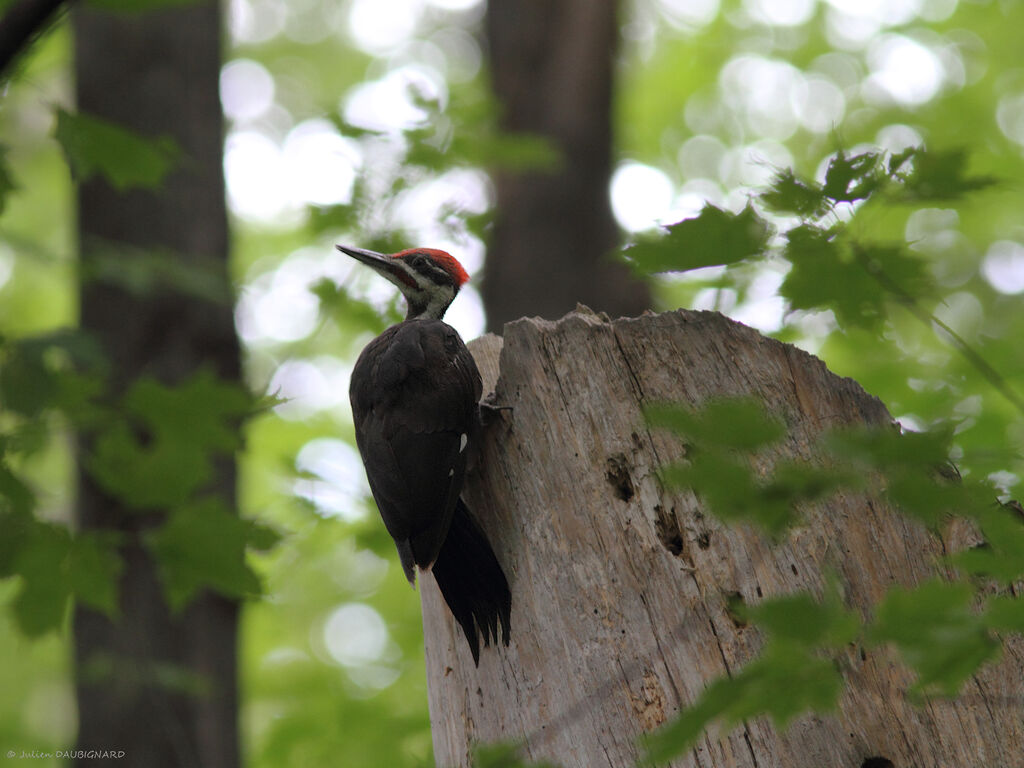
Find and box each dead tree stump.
[420,307,1024,768]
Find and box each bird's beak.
[336,244,392,270]
[337,244,418,290]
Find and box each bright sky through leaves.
[9,0,1024,761]
[209,0,1024,576]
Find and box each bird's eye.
[409,253,427,268]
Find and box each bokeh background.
[2,0,1023,765]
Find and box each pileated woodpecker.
[338,244,511,664]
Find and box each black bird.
[339,244,511,665]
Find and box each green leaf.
[661,450,760,516]
[780,226,883,328]
[984,595,1024,632]
[760,169,828,217]
[824,425,951,470]
[126,370,251,454]
[781,227,932,329]
[68,532,123,616]
[663,452,807,534]
[645,398,785,451]
[311,278,391,338]
[54,108,180,191]
[744,591,860,650]
[145,497,263,610]
[88,370,252,510]
[764,460,853,506]
[851,242,932,303]
[887,147,916,175]
[87,0,203,10]
[0,330,105,419]
[648,399,843,534]
[397,83,561,173]
[0,463,36,517]
[469,132,561,171]
[245,519,284,551]
[626,204,771,274]
[822,151,883,204]
[867,580,997,695]
[2,519,121,632]
[644,644,841,764]
[883,471,961,527]
[0,143,18,217]
[80,241,233,304]
[11,523,71,636]
[307,203,360,236]
[88,420,212,509]
[0,507,34,575]
[823,426,988,524]
[951,506,1024,583]
[77,652,212,697]
[895,148,996,201]
[472,741,562,768]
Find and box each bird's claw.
[479,393,513,426]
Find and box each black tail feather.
[431,498,511,665]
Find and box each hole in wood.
[654,504,684,556]
[861,758,894,768]
[605,454,635,502]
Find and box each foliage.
[2,0,1024,767]
[646,398,820,534]
[644,393,1024,757]
[53,109,180,191]
[1,329,273,636]
[471,742,563,768]
[0,145,17,216]
[88,0,205,11]
[866,579,998,697]
[626,204,770,272]
[645,588,854,764]
[78,242,235,305]
[615,8,1024,755]
[146,496,275,610]
[88,370,252,509]
[632,140,1024,757]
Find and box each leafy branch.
[642,396,1024,761]
[624,147,1024,418]
[0,333,278,636]
[616,145,1024,764]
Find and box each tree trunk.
[72,4,240,767]
[482,0,650,331]
[421,307,1024,767]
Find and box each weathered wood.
[422,306,1024,768]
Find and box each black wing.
[350,318,482,582]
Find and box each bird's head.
[337,244,469,321]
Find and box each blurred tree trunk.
[422,308,1024,767]
[483,0,650,330]
[72,4,241,767]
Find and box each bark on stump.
[421,307,1024,768]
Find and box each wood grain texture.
[422,307,1024,768]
